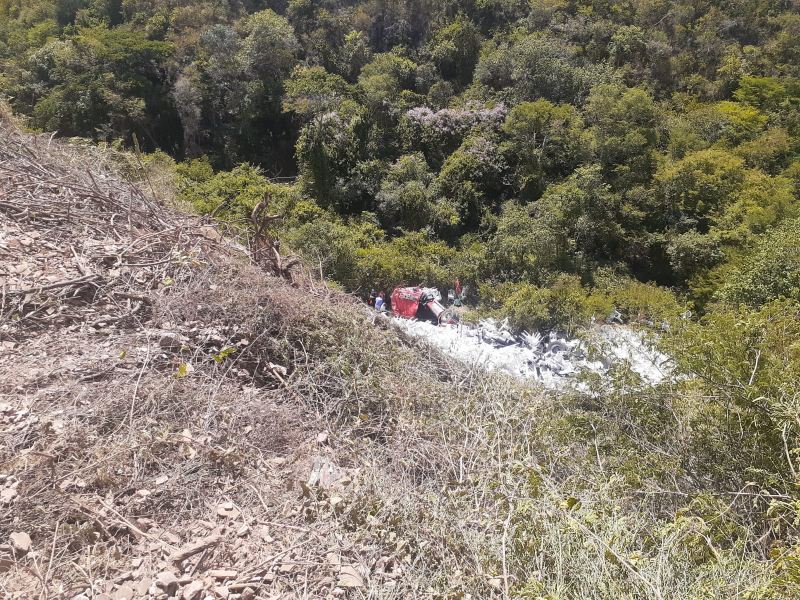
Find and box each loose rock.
[181,579,205,600]
[240,588,255,600]
[155,571,179,595]
[9,531,31,554]
[111,583,135,600]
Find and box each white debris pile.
[587,325,672,384]
[391,317,671,388]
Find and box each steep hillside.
[0,119,526,598]
[1,122,798,599]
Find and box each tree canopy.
[1,0,798,307]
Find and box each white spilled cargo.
[391,316,671,389]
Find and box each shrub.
[430,132,509,234]
[501,99,589,198]
[607,279,685,323]
[495,282,552,331]
[685,101,768,146]
[281,213,384,285]
[655,148,747,231]
[351,231,455,293]
[666,230,724,281]
[666,298,800,480]
[480,275,613,333]
[735,127,794,173]
[375,153,435,232]
[176,160,269,222]
[712,171,797,245]
[716,217,800,306]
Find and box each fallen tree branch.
[7,275,101,296]
[169,533,223,564]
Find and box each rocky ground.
[0,121,414,599]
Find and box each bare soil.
[0,122,392,599]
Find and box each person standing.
[375,291,385,311]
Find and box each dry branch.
[169,534,223,564]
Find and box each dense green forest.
[1,0,798,321]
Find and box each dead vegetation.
[0,119,496,600]
[0,121,391,599]
[0,122,787,600]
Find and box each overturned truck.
[390,287,457,325]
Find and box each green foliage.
[666,230,724,280]
[14,26,176,146]
[358,52,417,110]
[336,31,372,82]
[483,274,684,332]
[176,160,269,222]
[600,276,686,323]
[608,24,647,68]
[73,25,171,66]
[1,1,796,304]
[532,165,625,271]
[476,33,611,104]
[237,9,299,81]
[428,16,481,86]
[734,76,800,111]
[686,101,769,146]
[351,231,455,293]
[484,201,550,283]
[481,275,609,333]
[281,212,384,285]
[784,160,800,196]
[375,153,435,232]
[656,149,747,230]
[5,1,800,593]
[283,65,351,119]
[717,218,800,307]
[667,299,800,477]
[484,166,628,286]
[501,99,589,199]
[295,110,367,212]
[56,0,86,26]
[430,133,508,234]
[736,127,795,173]
[482,281,551,331]
[713,171,797,245]
[212,346,236,363]
[175,156,213,185]
[6,0,790,305]
[585,84,661,186]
